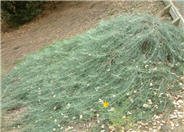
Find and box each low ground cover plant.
[2,14,184,131]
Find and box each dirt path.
[1,1,167,76]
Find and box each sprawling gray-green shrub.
[2,14,184,131]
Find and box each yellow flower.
[103,102,109,108]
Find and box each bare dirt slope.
[1,1,167,75]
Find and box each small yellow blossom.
[103,102,109,108]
